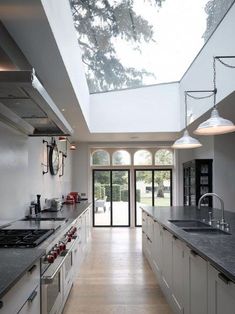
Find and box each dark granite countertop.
[142,205,235,282]
[0,202,91,299]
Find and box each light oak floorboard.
[63,228,172,314]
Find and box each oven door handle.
[41,257,64,284]
[41,238,78,284]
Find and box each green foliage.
[103,184,121,201]
[155,149,173,165]
[136,189,141,202]
[70,0,165,92]
[121,189,129,202]
[94,183,102,199]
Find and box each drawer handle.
[28,290,38,303]
[190,249,198,257]
[28,264,37,274]
[0,301,3,309]
[218,273,231,285]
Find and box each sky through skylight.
[70,0,234,93]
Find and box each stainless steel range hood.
[0,70,73,136]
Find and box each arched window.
[155,149,173,165]
[112,150,131,165]
[134,150,152,165]
[91,150,110,166]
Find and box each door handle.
[28,264,37,274]
[190,249,198,257]
[218,272,231,285]
[28,289,38,303]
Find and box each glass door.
[135,169,172,226]
[112,170,130,226]
[93,170,130,227]
[135,170,153,227]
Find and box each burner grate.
[0,229,54,248]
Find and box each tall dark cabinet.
[183,159,213,207]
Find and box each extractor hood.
[0,70,73,136]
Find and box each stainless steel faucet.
[198,193,226,226]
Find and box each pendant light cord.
[213,57,217,108]
[184,91,187,129]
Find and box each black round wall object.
[49,143,59,175]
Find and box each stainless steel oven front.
[41,225,78,314]
[41,254,64,314]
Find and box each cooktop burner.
[0,229,54,248]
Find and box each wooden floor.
[63,228,172,314]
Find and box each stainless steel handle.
[41,258,64,284]
[28,264,37,274]
[218,272,231,285]
[42,239,77,284]
[190,249,198,257]
[28,289,38,303]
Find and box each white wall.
[90,82,180,133]
[180,2,235,129]
[0,123,72,220]
[41,0,90,125]
[213,133,235,212]
[177,136,214,206]
[71,142,89,198]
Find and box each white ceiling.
[0,0,181,143]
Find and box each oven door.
[41,258,64,314]
[63,250,74,302]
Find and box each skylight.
[70,0,234,93]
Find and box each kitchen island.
[0,202,92,313]
[142,205,235,314]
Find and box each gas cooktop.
[0,229,54,248]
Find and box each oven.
[41,225,78,314]
[41,255,64,314]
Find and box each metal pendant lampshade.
[172,91,202,149]
[172,129,202,149]
[194,107,235,135]
[194,56,235,136]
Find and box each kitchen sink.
[168,220,211,228]
[182,228,231,235]
[21,217,66,221]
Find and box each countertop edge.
[141,205,235,283]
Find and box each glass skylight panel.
[70,0,235,93]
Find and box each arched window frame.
[112,149,131,166]
[154,149,174,166]
[91,149,110,166]
[133,149,153,166]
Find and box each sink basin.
[22,217,66,221]
[169,220,211,228]
[182,228,231,235]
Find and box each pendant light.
[172,92,202,149]
[194,56,235,135]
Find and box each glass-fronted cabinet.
[183,159,213,207]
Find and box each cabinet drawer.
[1,261,40,314]
[18,285,40,314]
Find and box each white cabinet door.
[18,285,40,314]
[208,264,235,314]
[147,215,154,241]
[185,248,208,314]
[162,228,173,291]
[172,237,185,314]
[142,210,147,234]
[152,220,162,275]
